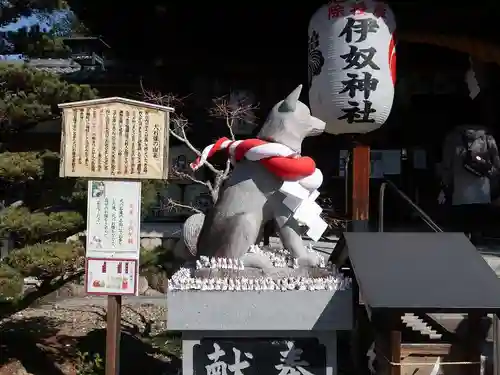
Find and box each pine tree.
[0,5,169,317]
[0,3,91,318]
[0,61,96,317]
[0,1,64,28]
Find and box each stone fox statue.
[178,85,326,268]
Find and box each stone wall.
[66,221,184,250]
[139,222,183,250]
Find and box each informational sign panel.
[59,97,174,179]
[86,180,141,259]
[85,258,138,296]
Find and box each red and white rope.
[191,137,321,186]
[191,137,326,239]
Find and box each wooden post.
[56,98,172,375]
[105,295,122,375]
[465,313,483,375]
[374,314,388,375]
[350,144,371,232]
[389,328,402,375]
[494,313,500,375]
[374,313,401,375]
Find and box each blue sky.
[2,15,41,31]
[1,13,54,60]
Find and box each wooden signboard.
[58,97,174,179]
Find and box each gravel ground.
[4,302,167,335]
[0,299,179,375]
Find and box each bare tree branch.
[139,78,188,108]
[171,168,211,189]
[209,92,259,193]
[139,79,222,176]
[170,167,217,201]
[165,198,202,214]
[209,93,259,141]
[139,81,259,205]
[170,117,221,176]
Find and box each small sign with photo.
[85,258,138,296]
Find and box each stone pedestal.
[167,289,352,375]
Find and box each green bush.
[4,242,84,280]
[0,263,24,300]
[76,351,104,375]
[0,206,84,245]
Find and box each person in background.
[439,123,500,244]
[438,60,500,244]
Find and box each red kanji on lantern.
[328,4,344,19]
[350,1,366,15]
[102,262,107,273]
[125,262,129,274]
[117,262,122,274]
[374,3,386,18]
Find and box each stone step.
[401,313,442,340]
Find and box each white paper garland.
[195,244,326,270]
[168,267,351,292]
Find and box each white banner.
[308,0,396,135]
[86,180,141,258]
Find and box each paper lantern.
[308,0,396,135]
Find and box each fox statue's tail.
[173,213,205,260]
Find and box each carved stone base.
[167,289,352,331]
[168,290,351,373]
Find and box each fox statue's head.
[257,84,325,153]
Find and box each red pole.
[350,144,370,231]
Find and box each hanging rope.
[382,355,481,366]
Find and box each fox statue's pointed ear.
[279,84,302,112]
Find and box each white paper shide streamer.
[308,0,396,135]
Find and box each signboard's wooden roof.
[58,97,174,112]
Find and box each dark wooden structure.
[333,232,500,375]
[67,1,500,232]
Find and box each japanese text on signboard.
[86,180,141,255]
[61,102,169,179]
